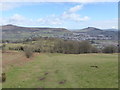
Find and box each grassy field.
[2,51,118,88]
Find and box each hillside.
[2,50,118,88]
[2,24,71,40]
[73,27,118,40]
[2,24,69,32]
[1,24,118,41]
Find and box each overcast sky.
[0,0,118,29]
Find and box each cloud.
[62,12,90,22]
[1,0,119,2]
[0,14,118,29]
[0,3,22,11]
[0,1,118,11]
[37,4,88,25]
[0,18,8,25]
[1,4,117,29]
[0,13,63,26]
[79,18,118,29]
[7,14,30,25]
[68,5,83,13]
[0,0,118,11]
[98,18,118,29]
[37,16,62,25]
[36,4,90,26]
[0,14,35,26]
[0,2,35,11]
[0,4,90,26]
[9,14,26,22]
[62,4,90,22]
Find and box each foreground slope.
[2,51,118,88]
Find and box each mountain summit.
[82,27,103,31]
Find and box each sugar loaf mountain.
[1,24,118,41]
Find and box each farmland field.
[2,51,118,88]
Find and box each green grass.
[3,53,118,88]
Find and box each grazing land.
[1,3,118,89]
[2,51,118,88]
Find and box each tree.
[91,46,99,53]
[78,41,92,53]
[102,45,117,53]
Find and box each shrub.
[117,44,120,53]
[9,46,24,51]
[24,46,33,58]
[78,41,92,53]
[53,40,93,54]
[2,44,6,53]
[91,46,99,53]
[2,73,6,82]
[102,45,117,53]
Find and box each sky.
[0,1,118,29]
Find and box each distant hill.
[73,27,118,40]
[75,27,102,32]
[1,24,70,40]
[103,29,118,31]
[1,25,118,41]
[1,24,69,32]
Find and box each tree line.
[3,37,119,58]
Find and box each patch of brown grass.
[2,50,38,71]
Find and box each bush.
[117,44,120,53]
[24,46,33,58]
[91,46,99,53]
[2,73,6,82]
[78,41,92,53]
[53,40,93,54]
[2,44,6,53]
[9,46,24,51]
[102,45,117,53]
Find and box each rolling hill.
[1,24,69,32]
[73,27,118,40]
[1,24,118,41]
[1,24,71,40]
